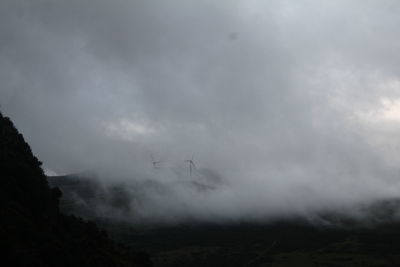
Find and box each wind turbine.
[184,155,196,177]
[151,155,162,168]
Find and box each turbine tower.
[184,155,196,177]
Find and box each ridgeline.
[0,112,151,266]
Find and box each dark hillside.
[0,112,151,267]
[50,174,400,266]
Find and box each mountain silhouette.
[0,112,151,266]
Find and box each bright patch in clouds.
[103,119,158,141]
[356,98,400,124]
[379,98,400,122]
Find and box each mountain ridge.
[0,112,151,266]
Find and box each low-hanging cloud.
[2,0,400,223]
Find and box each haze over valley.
[3,1,400,266]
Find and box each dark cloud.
[2,0,400,222]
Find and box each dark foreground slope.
[0,112,151,267]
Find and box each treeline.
[0,112,151,266]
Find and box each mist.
[2,0,400,224]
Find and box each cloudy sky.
[2,0,400,222]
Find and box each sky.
[2,0,400,223]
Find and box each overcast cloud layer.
[2,0,400,222]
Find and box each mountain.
[0,112,151,266]
[6,107,400,266]
[48,174,400,266]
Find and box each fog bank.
[3,0,400,223]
